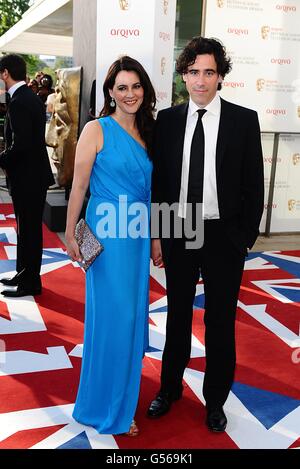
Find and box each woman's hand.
[151,239,163,268]
[65,233,82,262]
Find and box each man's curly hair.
[176,36,232,90]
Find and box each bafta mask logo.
[256,78,265,92]
[163,0,169,15]
[161,57,166,75]
[261,25,270,40]
[292,153,300,165]
[297,106,300,118]
[217,0,225,7]
[119,0,130,10]
[288,199,296,211]
[46,67,82,188]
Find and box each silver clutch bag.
[74,219,104,271]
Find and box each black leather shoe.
[0,269,26,286]
[206,407,227,432]
[1,286,42,297]
[147,391,182,418]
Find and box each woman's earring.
[110,97,116,108]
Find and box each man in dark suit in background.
[0,54,54,297]
[148,37,264,431]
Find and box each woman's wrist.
[65,228,75,241]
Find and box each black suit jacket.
[0,84,54,197]
[151,98,264,255]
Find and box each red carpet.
[0,203,299,449]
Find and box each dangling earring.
[110,97,116,108]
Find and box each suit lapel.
[216,98,233,175]
[4,98,11,147]
[171,103,188,182]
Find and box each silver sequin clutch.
[74,219,104,271]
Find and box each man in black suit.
[0,54,54,297]
[148,37,264,431]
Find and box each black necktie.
[187,109,207,203]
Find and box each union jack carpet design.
[0,205,299,449]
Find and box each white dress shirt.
[8,81,26,98]
[178,94,221,219]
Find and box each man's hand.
[151,239,164,267]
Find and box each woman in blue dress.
[65,56,156,436]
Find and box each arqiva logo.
[276,4,297,12]
[271,58,291,65]
[110,28,140,38]
[266,108,286,116]
[223,81,244,89]
[264,157,282,164]
[227,27,248,35]
[264,203,277,209]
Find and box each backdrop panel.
[204,0,300,133]
[96,0,177,114]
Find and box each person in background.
[38,74,55,104]
[45,91,56,122]
[35,70,44,85]
[0,54,54,297]
[28,78,39,94]
[65,56,156,436]
[148,36,264,432]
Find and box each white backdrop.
[96,0,176,115]
[261,133,300,233]
[204,0,300,133]
[205,0,300,232]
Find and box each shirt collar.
[188,93,221,117]
[8,81,26,97]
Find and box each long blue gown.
[73,116,152,434]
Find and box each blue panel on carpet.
[42,249,70,265]
[0,259,17,273]
[193,293,205,309]
[272,287,300,303]
[260,253,300,279]
[57,431,92,449]
[0,233,9,243]
[232,381,300,429]
[151,306,167,313]
[146,345,162,352]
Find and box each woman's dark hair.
[0,54,26,81]
[40,74,53,90]
[100,56,156,156]
[176,36,232,90]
